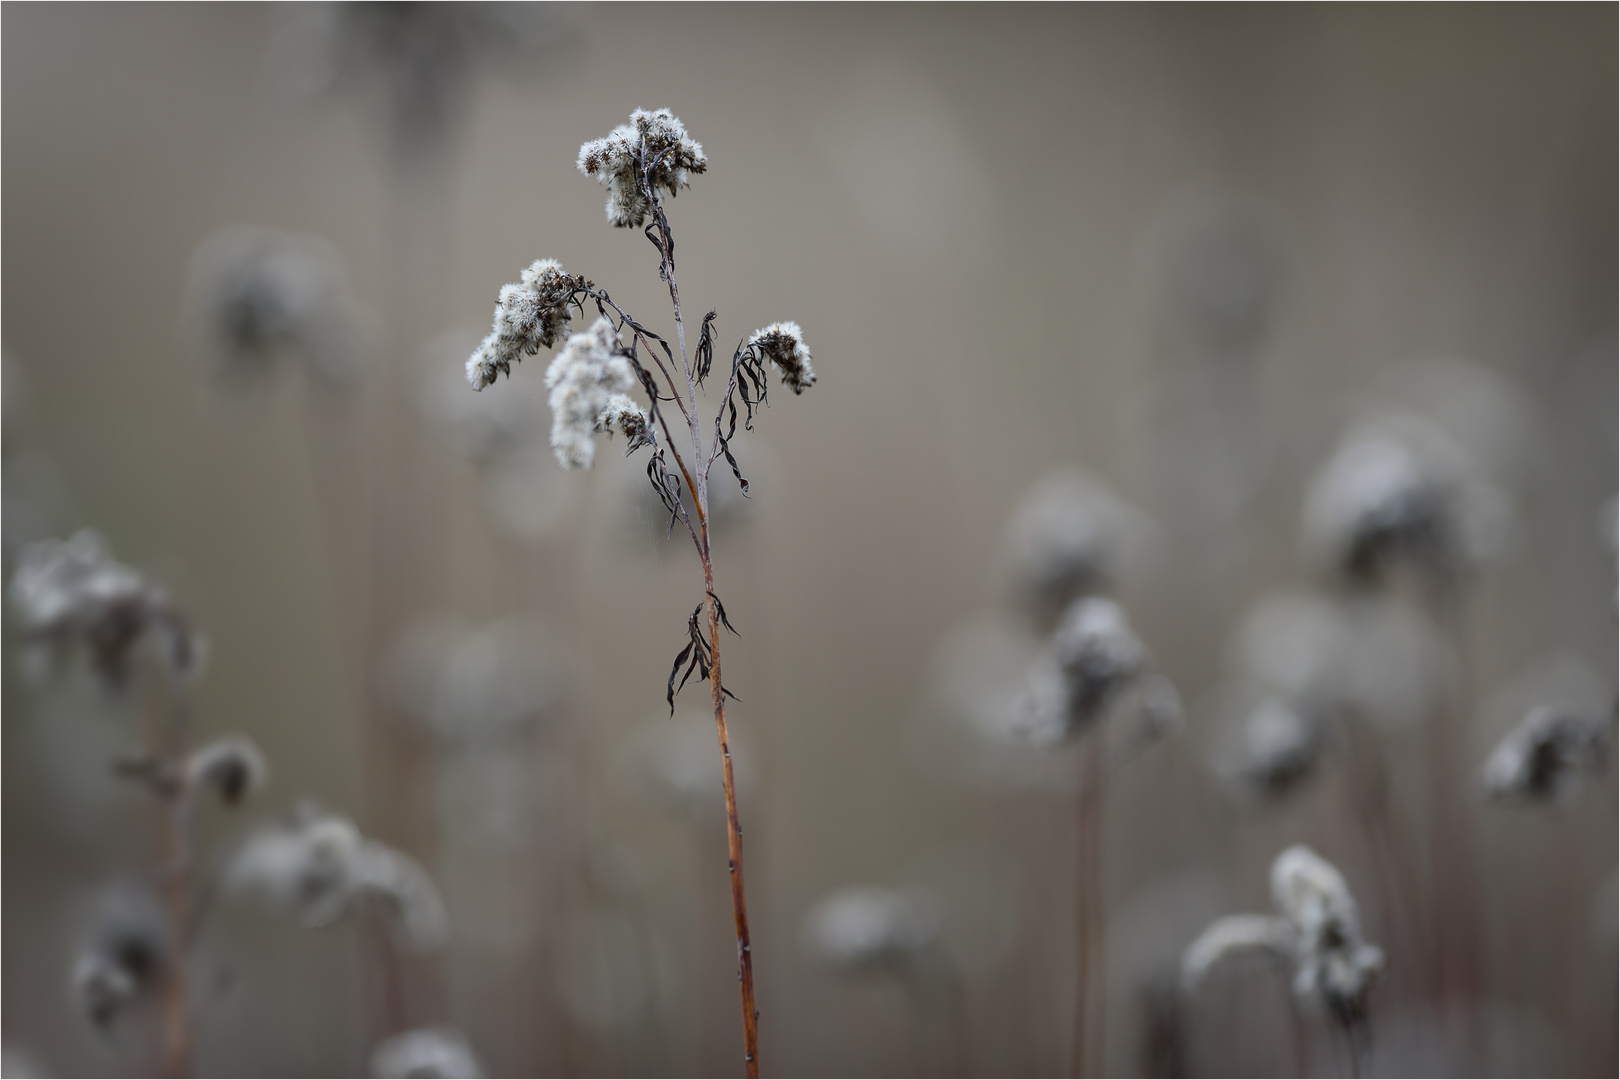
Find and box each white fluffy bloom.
[72,886,168,1031]
[185,225,362,389]
[1303,412,1507,585]
[1182,846,1384,1027]
[1004,597,1148,747]
[804,886,941,972]
[8,531,202,688]
[183,736,269,807]
[226,805,365,927]
[577,108,707,228]
[1270,845,1385,1021]
[544,317,635,469]
[1481,705,1607,803]
[1225,697,1323,799]
[1000,471,1138,630]
[597,392,652,451]
[370,1027,483,1079]
[1179,914,1293,991]
[466,258,580,390]
[748,321,817,395]
[227,804,448,948]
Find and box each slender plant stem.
[1072,733,1107,1078]
[158,683,194,1078]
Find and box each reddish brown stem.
[1072,734,1107,1077]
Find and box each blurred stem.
[1072,733,1107,1078]
[157,679,194,1078]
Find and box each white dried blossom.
[544,317,635,469]
[185,225,361,388]
[1270,845,1385,1023]
[72,886,167,1031]
[999,471,1139,629]
[184,736,269,807]
[804,886,941,972]
[466,258,582,390]
[8,531,202,688]
[597,392,652,451]
[1303,412,1508,586]
[1050,596,1145,723]
[1178,914,1293,991]
[227,804,447,948]
[577,108,707,228]
[352,841,449,950]
[1481,705,1607,803]
[370,1027,484,1079]
[226,804,364,928]
[1224,697,1323,799]
[748,321,817,395]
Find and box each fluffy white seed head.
[466,258,580,390]
[72,886,168,1032]
[804,886,941,972]
[1481,705,1607,803]
[1050,597,1145,725]
[352,841,449,950]
[227,805,365,927]
[1225,697,1323,799]
[544,317,635,470]
[8,531,203,689]
[1179,914,1293,991]
[1000,471,1137,630]
[577,108,707,227]
[370,1027,484,1079]
[597,392,652,450]
[1303,413,1507,586]
[184,736,269,807]
[1270,845,1384,1020]
[748,321,817,395]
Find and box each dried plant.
[369,1025,484,1079]
[9,533,259,1076]
[1480,705,1608,803]
[1181,845,1385,1070]
[464,106,817,1075]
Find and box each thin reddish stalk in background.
[1071,735,1106,1078]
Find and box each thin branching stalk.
[153,676,195,1077]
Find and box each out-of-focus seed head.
[369,1027,484,1079]
[1270,845,1384,1025]
[1303,412,1508,588]
[186,225,362,390]
[184,736,269,807]
[544,318,635,470]
[1481,705,1608,803]
[386,615,563,746]
[352,841,449,950]
[1223,697,1323,800]
[804,886,942,973]
[71,885,168,1032]
[8,531,202,690]
[1178,914,1293,992]
[226,803,365,927]
[1000,471,1139,631]
[1050,597,1145,724]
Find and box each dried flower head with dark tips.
[1481,705,1608,803]
[72,886,168,1032]
[804,886,942,973]
[746,322,817,395]
[1270,845,1385,1028]
[184,736,269,807]
[8,531,201,689]
[186,225,362,389]
[1050,596,1146,726]
[466,259,589,390]
[1303,413,1507,588]
[577,108,707,227]
[370,1026,485,1079]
